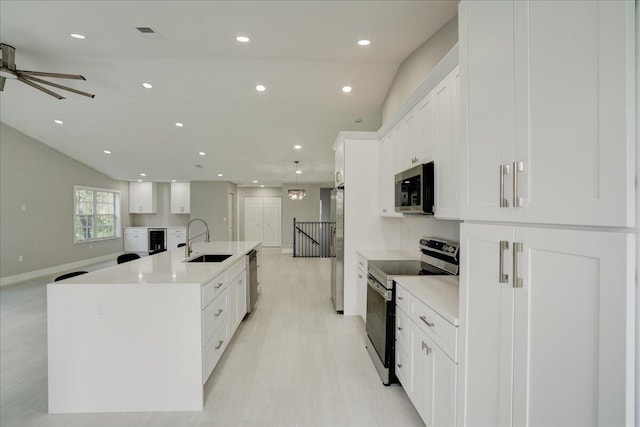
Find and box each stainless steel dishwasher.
[246,250,258,313]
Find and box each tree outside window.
[74,186,120,242]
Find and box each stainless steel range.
[365,237,459,385]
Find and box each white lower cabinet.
[459,223,635,426]
[123,227,148,252]
[167,227,186,249]
[201,257,248,384]
[396,284,458,427]
[356,255,368,322]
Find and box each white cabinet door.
[129,182,157,214]
[459,223,635,427]
[262,197,282,247]
[124,228,148,252]
[356,266,367,322]
[432,344,457,427]
[512,0,634,227]
[244,197,263,242]
[411,324,434,424]
[170,182,190,214]
[434,66,460,219]
[416,92,435,165]
[379,131,402,217]
[460,0,634,227]
[459,0,516,223]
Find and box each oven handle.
[367,275,393,301]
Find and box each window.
[74,186,120,243]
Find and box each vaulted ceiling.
[0,1,458,185]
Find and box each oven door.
[365,275,393,365]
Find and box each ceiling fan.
[0,43,95,100]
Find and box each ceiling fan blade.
[17,77,65,99]
[21,74,95,98]
[0,76,5,91]
[0,43,16,70]
[19,70,85,80]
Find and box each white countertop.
[394,275,459,325]
[356,249,419,261]
[52,241,261,286]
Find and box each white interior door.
[244,197,263,242]
[262,197,282,247]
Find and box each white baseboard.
[0,252,123,287]
[281,248,293,254]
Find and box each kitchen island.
[47,241,261,414]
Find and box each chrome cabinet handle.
[425,345,432,355]
[421,341,427,350]
[419,316,434,327]
[358,274,363,279]
[215,308,223,317]
[499,164,510,207]
[499,241,509,283]
[513,161,524,207]
[513,242,523,288]
[397,363,403,368]
[398,296,403,301]
[397,326,403,331]
[215,340,224,350]
[215,282,224,289]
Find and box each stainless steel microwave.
[394,162,434,215]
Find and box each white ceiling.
[0,0,458,186]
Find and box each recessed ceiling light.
[294,145,302,150]
[236,36,250,43]
[138,179,142,182]
[54,119,63,125]
[252,180,258,183]
[260,185,265,188]
[139,173,146,177]
[357,39,371,46]
[296,170,302,174]
[175,122,184,127]
[217,173,224,177]
[172,179,176,182]
[142,82,153,89]
[256,84,266,92]
[103,150,111,154]
[199,152,206,156]
[70,33,86,39]
[342,86,352,93]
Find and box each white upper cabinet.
[434,66,460,219]
[170,182,191,214]
[416,92,436,165]
[129,182,157,214]
[395,109,420,173]
[334,139,345,187]
[459,0,635,227]
[379,130,403,217]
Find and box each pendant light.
[287,161,306,200]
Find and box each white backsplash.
[380,216,461,257]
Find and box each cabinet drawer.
[202,273,227,309]
[395,305,411,351]
[411,297,457,362]
[202,318,229,383]
[395,344,411,390]
[202,288,228,346]
[395,284,410,315]
[356,255,367,272]
[226,258,246,282]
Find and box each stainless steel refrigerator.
[330,188,344,313]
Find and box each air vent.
[135,27,162,39]
[136,27,156,34]
[195,164,204,169]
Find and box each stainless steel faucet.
[185,218,210,257]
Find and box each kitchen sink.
[188,254,232,263]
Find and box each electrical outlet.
[18,255,23,262]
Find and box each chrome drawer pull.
[215,308,223,317]
[421,341,426,350]
[397,326,403,331]
[513,242,523,288]
[397,363,403,368]
[398,296,403,300]
[499,164,511,207]
[513,161,524,207]
[499,240,509,283]
[214,282,224,289]
[419,315,434,327]
[215,340,224,350]
[425,345,432,355]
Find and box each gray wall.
[382,16,458,123]
[130,182,190,227]
[281,184,322,250]
[0,123,130,278]
[189,181,237,242]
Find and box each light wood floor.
[1,249,423,426]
